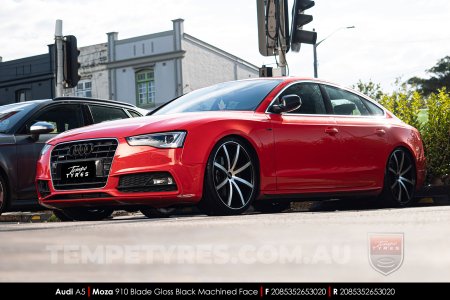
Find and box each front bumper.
[36,137,205,209]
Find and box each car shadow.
[289,195,450,213]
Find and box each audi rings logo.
[69,143,94,156]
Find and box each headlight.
[126,131,186,148]
[40,144,52,157]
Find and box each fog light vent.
[118,172,177,193]
[37,180,51,198]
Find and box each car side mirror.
[271,94,302,113]
[30,121,55,140]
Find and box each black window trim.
[15,102,86,136]
[266,80,332,116]
[319,83,386,118]
[87,103,131,123]
[265,80,386,118]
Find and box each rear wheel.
[381,148,416,207]
[61,208,113,221]
[0,174,8,216]
[199,137,258,215]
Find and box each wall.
[109,30,180,107]
[181,34,258,93]
[63,43,109,99]
[0,50,54,104]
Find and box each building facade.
[107,19,259,108]
[66,43,109,99]
[0,46,55,105]
[1,19,259,108]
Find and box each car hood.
[48,111,258,144]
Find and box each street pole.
[278,47,287,76]
[55,19,64,97]
[313,29,318,78]
[313,26,355,79]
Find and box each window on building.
[135,69,155,107]
[76,81,92,98]
[15,89,31,102]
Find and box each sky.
[0,0,449,91]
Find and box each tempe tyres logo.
[368,233,404,275]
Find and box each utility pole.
[55,19,64,97]
[313,29,318,78]
[313,26,355,78]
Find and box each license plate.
[61,161,96,180]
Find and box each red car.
[36,78,426,220]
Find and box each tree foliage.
[408,56,450,96]
[353,79,384,101]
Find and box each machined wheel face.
[387,149,416,204]
[212,141,255,210]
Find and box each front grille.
[46,193,112,200]
[51,139,118,190]
[118,172,177,193]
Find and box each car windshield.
[152,79,282,115]
[0,102,39,133]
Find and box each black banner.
[0,283,448,298]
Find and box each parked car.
[0,97,146,215]
[36,78,426,220]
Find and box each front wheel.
[381,148,416,207]
[0,174,8,216]
[140,207,175,218]
[199,137,258,215]
[61,208,113,221]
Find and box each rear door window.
[89,105,129,123]
[323,85,371,116]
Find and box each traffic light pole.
[313,38,318,78]
[278,48,288,76]
[55,20,64,97]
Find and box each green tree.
[353,79,384,101]
[408,56,450,96]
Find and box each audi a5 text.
[36,78,426,220]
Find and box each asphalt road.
[1,201,450,282]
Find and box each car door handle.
[325,127,339,135]
[375,128,386,136]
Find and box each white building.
[74,43,109,99]
[106,19,259,108]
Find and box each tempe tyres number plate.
[61,161,96,180]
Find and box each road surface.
[1,202,449,282]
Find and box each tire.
[253,201,291,214]
[61,208,113,221]
[140,207,175,218]
[53,210,74,221]
[0,174,8,216]
[199,137,258,215]
[381,148,416,207]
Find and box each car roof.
[52,96,137,108]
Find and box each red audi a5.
[36,78,425,220]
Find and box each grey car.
[0,97,146,214]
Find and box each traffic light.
[63,35,80,88]
[290,0,317,52]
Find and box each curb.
[0,211,54,223]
